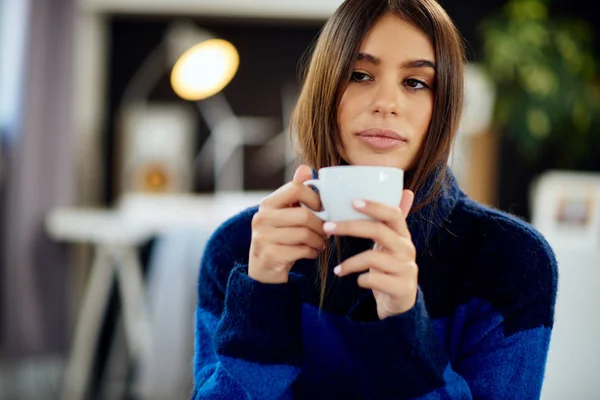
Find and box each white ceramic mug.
[302,165,404,221]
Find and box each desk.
[46,192,268,400]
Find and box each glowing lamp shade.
[170,39,239,101]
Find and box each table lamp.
[121,20,239,105]
[118,20,241,194]
[168,23,239,101]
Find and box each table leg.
[61,246,114,400]
[114,246,150,366]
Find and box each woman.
[192,0,557,398]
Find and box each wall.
[80,0,344,19]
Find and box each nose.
[371,83,400,116]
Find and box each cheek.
[337,94,351,132]
[413,101,434,140]
[336,93,349,154]
[337,87,363,131]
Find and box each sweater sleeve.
[300,240,557,399]
[191,209,305,400]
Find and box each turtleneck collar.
[407,167,463,253]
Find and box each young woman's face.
[337,13,436,170]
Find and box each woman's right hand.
[248,165,326,284]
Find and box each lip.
[355,128,407,150]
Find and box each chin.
[345,151,409,170]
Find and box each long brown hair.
[291,0,466,306]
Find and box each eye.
[350,71,373,83]
[404,78,429,91]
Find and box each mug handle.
[301,179,329,220]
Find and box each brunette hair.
[291,0,466,306]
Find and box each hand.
[324,190,416,319]
[248,165,327,284]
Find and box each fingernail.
[353,199,366,209]
[333,265,342,275]
[323,222,336,232]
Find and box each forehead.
[359,13,435,63]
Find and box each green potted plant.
[478,0,600,168]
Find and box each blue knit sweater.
[192,171,557,399]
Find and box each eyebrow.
[356,52,436,71]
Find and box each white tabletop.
[46,191,269,245]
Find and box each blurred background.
[1,0,599,399]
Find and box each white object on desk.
[46,191,268,400]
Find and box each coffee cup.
[302,165,404,221]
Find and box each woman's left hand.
[324,190,416,320]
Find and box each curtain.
[0,0,76,358]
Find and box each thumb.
[399,190,415,218]
[293,164,314,183]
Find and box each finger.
[399,190,415,218]
[259,243,322,264]
[333,250,400,277]
[292,164,321,211]
[263,164,316,209]
[323,220,405,252]
[352,199,410,238]
[262,227,326,251]
[356,269,406,295]
[260,179,321,211]
[253,208,325,237]
[283,244,322,261]
[293,164,313,183]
